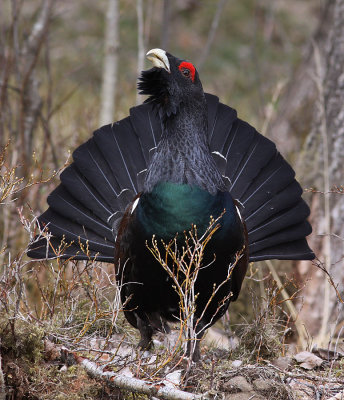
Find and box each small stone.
[226,376,253,392]
[231,360,243,368]
[163,370,181,388]
[253,378,273,391]
[271,356,292,371]
[294,351,324,369]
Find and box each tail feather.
[104,122,146,189]
[205,93,220,140]
[206,94,314,261]
[241,154,295,213]
[74,139,122,198]
[207,99,237,149]
[60,164,114,222]
[223,120,256,170]
[228,132,277,198]
[250,238,313,261]
[37,208,115,255]
[248,199,310,243]
[250,221,312,254]
[47,185,113,241]
[129,104,163,163]
[28,94,314,262]
[244,181,302,230]
[93,124,140,193]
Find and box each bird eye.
[178,61,196,82]
[181,68,190,78]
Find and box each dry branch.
[61,348,208,400]
[264,259,308,345]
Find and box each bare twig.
[144,0,154,48]
[147,213,242,369]
[313,258,344,305]
[267,362,344,385]
[265,260,308,345]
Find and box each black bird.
[28,49,314,361]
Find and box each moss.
[5,358,125,400]
[0,316,44,363]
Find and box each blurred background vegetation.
[1,0,319,143]
[0,0,320,253]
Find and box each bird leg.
[136,315,154,350]
[186,330,205,362]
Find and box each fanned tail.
[28,94,314,263]
[206,93,314,261]
[28,104,163,261]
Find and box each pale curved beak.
[146,48,170,73]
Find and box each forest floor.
[2,317,344,400]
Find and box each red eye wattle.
[178,61,195,82]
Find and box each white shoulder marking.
[235,205,243,222]
[131,197,140,214]
[212,150,227,161]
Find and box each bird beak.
[146,48,170,73]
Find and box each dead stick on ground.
[65,349,209,400]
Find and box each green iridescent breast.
[137,182,238,240]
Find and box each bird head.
[138,48,204,118]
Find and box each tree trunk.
[99,0,119,126]
[136,0,145,105]
[268,0,344,346]
[161,0,170,50]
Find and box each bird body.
[28,49,314,360]
[115,182,246,357]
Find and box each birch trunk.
[268,0,344,345]
[99,0,119,126]
[136,0,145,105]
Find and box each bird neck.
[144,97,225,194]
